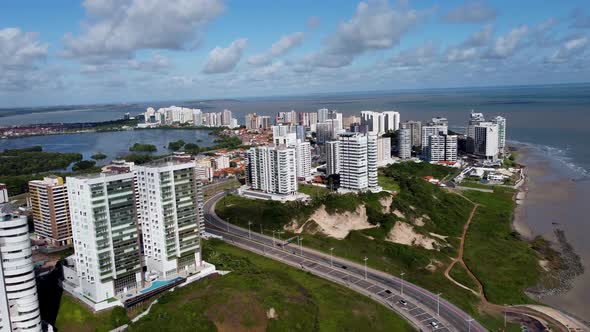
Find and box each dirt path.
[444,194,571,332]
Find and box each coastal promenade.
[204,191,487,332]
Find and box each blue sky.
[1,0,590,107]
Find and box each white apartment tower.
[474,122,500,161]
[67,172,143,303]
[338,133,381,192]
[376,136,392,166]
[246,146,298,195]
[0,184,7,204]
[421,125,448,158]
[401,121,422,147]
[28,176,72,246]
[428,135,458,162]
[361,111,400,134]
[492,116,507,154]
[135,159,203,279]
[467,111,486,153]
[295,140,312,180]
[325,141,340,176]
[0,213,42,332]
[398,128,412,159]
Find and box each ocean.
[1,83,590,319]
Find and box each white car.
[430,321,439,329]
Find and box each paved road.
[204,192,487,332]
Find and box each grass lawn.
[298,183,330,199]
[449,264,479,292]
[378,174,400,192]
[54,295,117,332]
[462,188,541,304]
[458,181,495,190]
[129,239,415,332]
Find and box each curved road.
[204,192,487,332]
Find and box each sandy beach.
[512,143,590,321]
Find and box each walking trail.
[444,192,573,332]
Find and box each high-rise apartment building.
[0,184,7,204]
[29,176,72,246]
[221,109,233,127]
[0,213,42,332]
[361,111,400,134]
[337,133,381,192]
[430,117,448,126]
[492,116,507,154]
[67,172,143,303]
[376,136,392,166]
[135,159,203,279]
[295,140,312,180]
[401,120,422,147]
[325,141,340,176]
[317,108,329,123]
[428,135,458,162]
[246,146,298,195]
[474,122,500,160]
[398,128,412,159]
[421,125,448,158]
[466,111,485,153]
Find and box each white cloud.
[0,27,53,92]
[546,36,589,63]
[486,25,528,58]
[248,32,305,66]
[444,25,493,62]
[81,54,171,74]
[0,28,48,69]
[390,42,439,67]
[202,38,248,74]
[306,16,321,29]
[444,1,497,24]
[307,0,422,68]
[62,0,223,61]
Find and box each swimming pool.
[140,277,184,294]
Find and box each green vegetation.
[458,181,494,190]
[216,162,538,330]
[0,146,89,195]
[0,146,82,175]
[378,173,400,192]
[503,152,518,168]
[129,143,157,152]
[462,188,541,304]
[381,161,459,181]
[184,143,200,154]
[91,152,107,160]
[204,134,242,151]
[53,295,120,332]
[167,139,186,151]
[298,184,329,199]
[449,264,479,291]
[72,160,97,171]
[129,240,414,332]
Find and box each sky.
[1,0,590,108]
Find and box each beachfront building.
[492,116,507,154]
[430,117,448,126]
[28,176,72,247]
[246,146,298,195]
[66,171,143,303]
[398,128,412,159]
[421,125,448,159]
[428,134,458,162]
[0,184,8,204]
[326,141,340,176]
[401,120,422,147]
[143,106,236,128]
[474,122,500,161]
[337,133,381,192]
[317,108,329,123]
[466,111,486,153]
[360,111,400,135]
[135,159,204,279]
[0,212,42,332]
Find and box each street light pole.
[329,248,334,267]
[299,237,303,256]
[227,217,230,233]
[272,231,276,246]
[363,257,368,280]
[504,304,507,328]
[400,272,405,296]
[436,292,442,316]
[248,221,252,239]
[467,318,474,332]
[260,224,263,235]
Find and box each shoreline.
[510,143,589,324]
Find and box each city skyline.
[1,0,590,107]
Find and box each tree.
[91,153,107,160]
[72,160,96,171]
[167,140,186,151]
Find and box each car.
[385,289,392,294]
[430,321,439,329]
[341,265,347,269]
[399,299,408,306]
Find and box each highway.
[204,192,487,332]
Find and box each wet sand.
[513,144,590,321]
